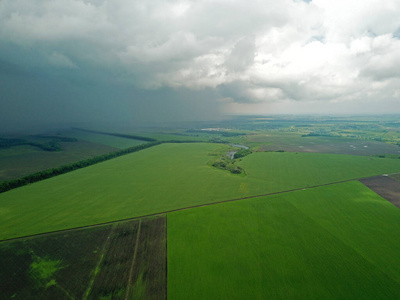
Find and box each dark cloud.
[1,0,400,132]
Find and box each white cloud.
[1,0,400,114]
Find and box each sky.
[1,0,400,132]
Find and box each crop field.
[0,215,166,299]
[259,138,400,156]
[246,132,400,155]
[133,132,212,142]
[2,117,400,300]
[86,216,166,300]
[360,176,400,208]
[168,181,400,299]
[391,173,400,182]
[2,143,400,240]
[60,129,148,149]
[246,131,352,148]
[237,151,400,194]
[0,140,117,182]
[233,115,400,147]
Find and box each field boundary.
[0,141,162,194]
[165,215,168,300]
[83,225,115,300]
[73,128,157,142]
[2,172,399,243]
[360,175,400,208]
[125,220,142,300]
[0,141,218,194]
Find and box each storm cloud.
[1,0,400,131]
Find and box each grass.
[30,256,63,281]
[2,143,400,240]
[168,181,400,299]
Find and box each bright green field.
[168,181,400,299]
[236,151,400,194]
[2,143,400,240]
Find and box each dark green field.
[60,129,149,149]
[0,216,166,300]
[0,139,117,182]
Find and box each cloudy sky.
[1,0,400,132]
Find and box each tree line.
[73,128,157,142]
[0,141,161,194]
[0,137,252,194]
[0,137,78,152]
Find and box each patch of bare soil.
[390,173,400,183]
[359,176,400,208]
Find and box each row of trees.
[0,135,252,193]
[73,128,157,142]
[187,129,246,137]
[0,141,161,193]
[0,138,26,148]
[0,136,78,152]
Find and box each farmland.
[2,143,400,240]
[0,215,166,299]
[60,129,149,149]
[1,115,400,299]
[0,139,117,182]
[360,176,400,208]
[253,133,400,155]
[3,0,400,295]
[168,181,400,299]
[224,115,400,155]
[0,128,155,182]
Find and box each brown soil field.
[259,140,400,156]
[359,175,400,208]
[390,173,400,183]
[0,140,117,182]
[0,216,166,300]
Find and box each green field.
[0,140,117,182]
[61,129,147,149]
[0,216,166,299]
[243,131,400,155]
[237,151,400,194]
[168,181,400,299]
[2,143,400,240]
